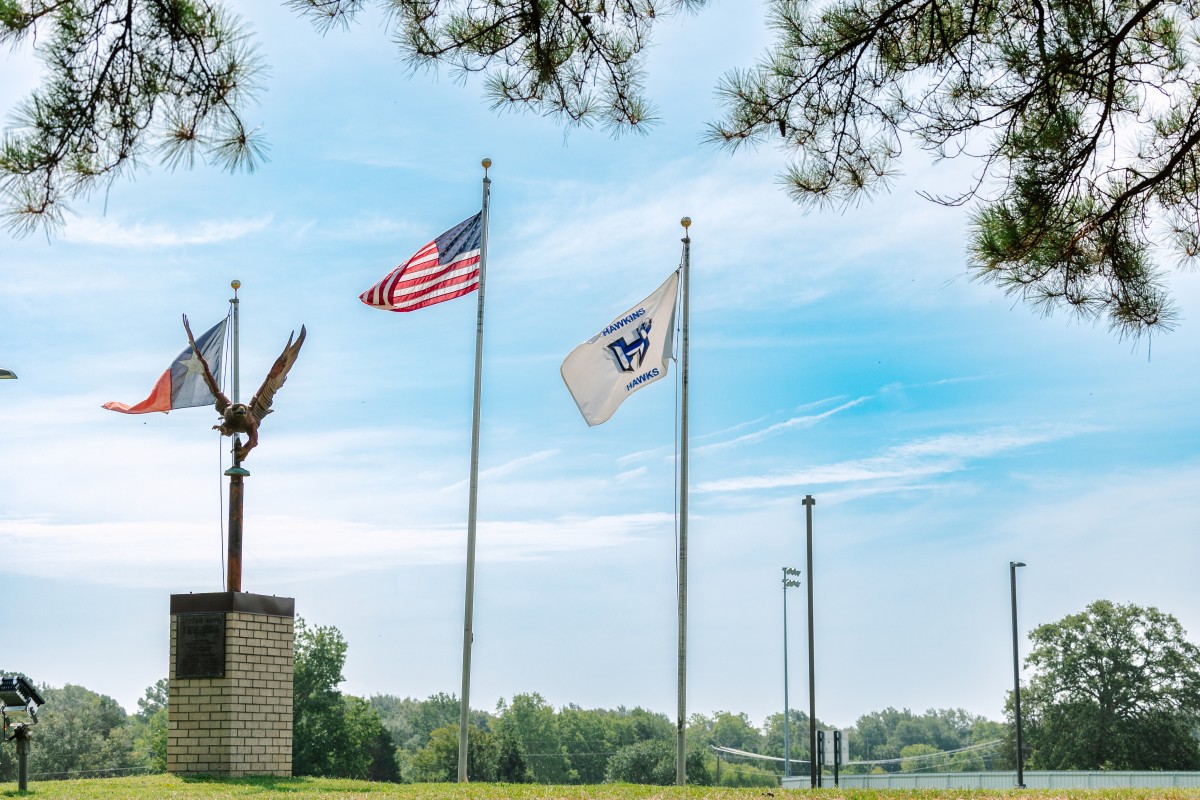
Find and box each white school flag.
[561,270,680,426]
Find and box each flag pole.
[231,279,241,404]
[225,278,247,593]
[458,157,492,782]
[676,216,692,786]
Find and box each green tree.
[369,693,494,782]
[493,693,568,783]
[845,707,1004,773]
[604,738,711,785]
[8,0,1200,336]
[607,705,674,747]
[710,711,762,752]
[26,684,135,779]
[369,695,422,754]
[130,679,169,773]
[326,695,402,781]
[0,0,268,234]
[899,742,943,773]
[712,754,778,788]
[292,617,348,777]
[762,709,816,766]
[0,0,700,233]
[557,705,614,784]
[707,0,1200,336]
[409,723,498,782]
[291,617,401,780]
[1019,599,1200,770]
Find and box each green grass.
[3,776,1200,800]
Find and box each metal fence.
[782,771,1200,789]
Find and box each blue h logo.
[607,321,652,372]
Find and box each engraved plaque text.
[176,612,226,678]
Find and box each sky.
[2,0,1199,735]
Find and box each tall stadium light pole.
[1010,560,1027,789]
[803,495,817,789]
[782,567,801,778]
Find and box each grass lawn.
[4,776,1200,800]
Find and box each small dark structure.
[1,675,45,791]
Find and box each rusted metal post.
[15,726,29,791]
[226,446,249,593]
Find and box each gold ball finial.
[482,157,492,170]
[231,279,241,290]
[681,216,692,229]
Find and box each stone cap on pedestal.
[170,591,294,618]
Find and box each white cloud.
[0,511,673,588]
[696,423,1093,494]
[695,396,870,454]
[62,215,272,247]
[442,449,563,493]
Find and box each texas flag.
[103,318,227,414]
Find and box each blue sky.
[2,0,1199,735]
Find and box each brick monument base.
[168,592,294,777]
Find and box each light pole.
[782,567,801,778]
[1010,560,1026,789]
[803,494,817,789]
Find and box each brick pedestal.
[168,592,294,777]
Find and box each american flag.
[360,212,483,312]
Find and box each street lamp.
[1010,560,1026,788]
[782,567,801,778]
[0,369,15,380]
[803,495,817,788]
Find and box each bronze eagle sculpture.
[183,314,306,463]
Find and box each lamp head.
[0,676,43,726]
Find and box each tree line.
[2,599,1198,784]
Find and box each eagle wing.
[248,325,306,422]
[182,313,231,414]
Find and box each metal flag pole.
[458,158,492,783]
[225,279,248,593]
[676,216,692,787]
[231,280,241,404]
[804,494,817,788]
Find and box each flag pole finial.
[482,157,492,176]
[681,216,691,230]
[231,279,241,295]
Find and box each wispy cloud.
[616,396,860,467]
[442,449,561,493]
[695,396,870,454]
[697,424,1096,494]
[288,212,428,243]
[63,215,272,247]
[0,510,672,587]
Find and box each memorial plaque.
[176,612,226,678]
